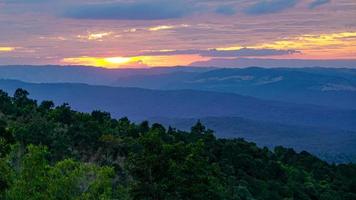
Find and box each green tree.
[6,145,115,200]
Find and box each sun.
[104,57,132,64]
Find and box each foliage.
[0,89,355,199]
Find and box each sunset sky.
[0,0,355,68]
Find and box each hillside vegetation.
[1,79,356,163]
[0,89,355,200]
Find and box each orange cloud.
[217,32,356,59]
[256,32,356,50]
[136,55,209,66]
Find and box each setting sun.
[61,55,209,68]
[104,57,132,64]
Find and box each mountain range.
[1,65,355,109]
[0,65,355,162]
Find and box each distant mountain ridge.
[1,78,356,163]
[0,79,355,131]
[113,67,356,109]
[1,65,355,109]
[0,65,211,85]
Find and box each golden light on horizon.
[0,46,15,52]
[216,31,356,59]
[61,55,209,68]
[104,57,132,64]
[257,32,356,50]
[61,56,137,68]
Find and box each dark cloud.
[215,5,236,16]
[141,48,299,57]
[244,0,298,15]
[63,1,193,20]
[309,0,330,9]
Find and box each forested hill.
[0,89,355,200]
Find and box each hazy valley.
[1,65,355,163]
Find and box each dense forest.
[0,89,355,200]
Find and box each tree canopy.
[0,89,355,200]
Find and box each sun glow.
[0,46,15,52]
[61,55,209,68]
[61,56,137,68]
[104,57,132,64]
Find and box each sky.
[0,0,355,68]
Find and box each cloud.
[77,32,113,41]
[63,0,194,20]
[2,0,49,4]
[140,48,299,57]
[215,5,236,16]
[309,0,330,9]
[216,32,356,55]
[190,58,356,68]
[149,25,174,31]
[245,0,298,15]
[148,24,189,31]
